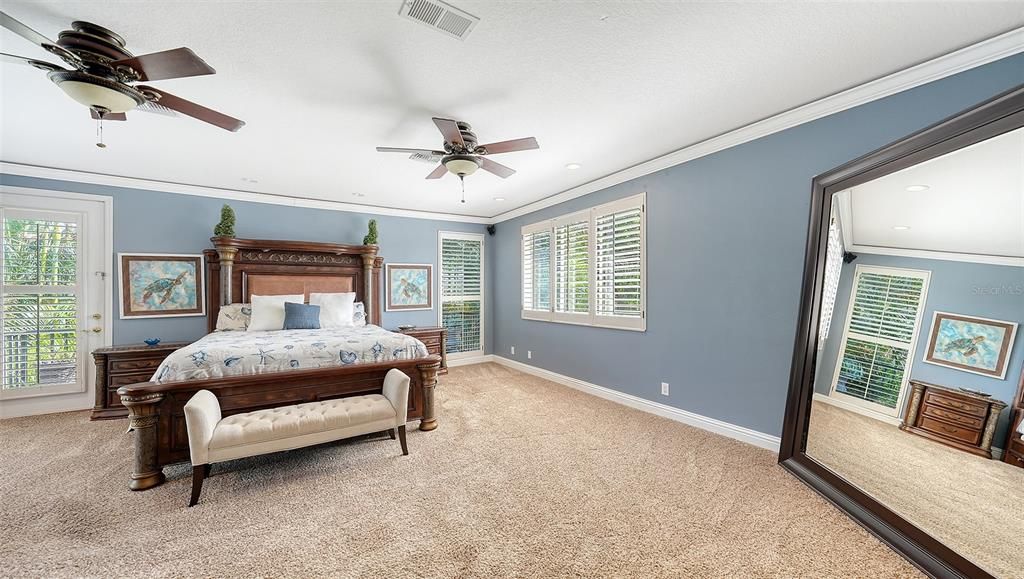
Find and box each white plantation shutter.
[2,214,81,391]
[818,217,844,348]
[439,233,483,356]
[521,228,550,315]
[594,204,643,322]
[831,266,929,415]
[553,215,589,316]
[520,193,645,330]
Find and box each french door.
[0,190,109,417]
[829,265,930,418]
[438,231,484,359]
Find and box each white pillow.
[248,294,305,331]
[309,292,356,329]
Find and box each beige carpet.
[0,363,920,578]
[807,400,1024,579]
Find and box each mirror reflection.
[806,127,1024,578]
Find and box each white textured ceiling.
[1,1,1022,218]
[843,127,1024,260]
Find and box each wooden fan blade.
[0,51,63,71]
[1,11,53,47]
[480,157,516,178]
[432,117,464,148]
[426,164,448,179]
[479,137,539,155]
[376,147,445,155]
[111,47,214,81]
[90,109,126,121]
[136,85,244,131]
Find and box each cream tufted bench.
[183,368,410,506]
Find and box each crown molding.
[491,27,1024,223]
[0,162,493,225]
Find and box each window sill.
[521,311,646,332]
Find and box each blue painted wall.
[814,254,1023,443]
[0,175,493,352]
[490,53,1024,438]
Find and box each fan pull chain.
[459,175,466,203]
[96,118,106,148]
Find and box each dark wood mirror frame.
[778,83,1024,579]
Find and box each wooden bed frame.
[117,237,442,491]
[1003,363,1024,469]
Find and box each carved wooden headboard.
[204,237,382,333]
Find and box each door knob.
[80,327,102,333]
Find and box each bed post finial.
[361,247,378,324]
[212,237,238,306]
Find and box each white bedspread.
[151,325,429,383]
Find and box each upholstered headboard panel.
[204,237,383,332]
[244,273,355,303]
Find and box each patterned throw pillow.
[353,302,367,326]
[283,302,321,330]
[215,303,251,331]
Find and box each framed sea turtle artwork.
[923,311,1018,379]
[385,263,432,312]
[119,254,205,319]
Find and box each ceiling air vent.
[398,0,479,40]
[409,151,443,164]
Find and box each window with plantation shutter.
[830,266,930,416]
[553,213,589,319]
[438,232,484,357]
[520,193,645,330]
[521,229,550,315]
[818,216,844,349]
[2,214,81,394]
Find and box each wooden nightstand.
[91,342,187,420]
[395,327,448,375]
[900,380,1006,459]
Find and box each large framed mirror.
[779,84,1024,579]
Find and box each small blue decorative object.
[144,338,161,347]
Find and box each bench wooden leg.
[397,425,408,456]
[189,465,206,507]
[388,428,396,440]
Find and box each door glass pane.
[2,218,79,390]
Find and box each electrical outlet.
[661,382,670,396]
[527,350,532,359]
[511,346,515,355]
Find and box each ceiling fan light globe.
[48,71,144,113]
[444,155,482,177]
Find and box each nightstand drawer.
[109,358,164,373]
[921,405,984,429]
[924,392,988,418]
[919,416,981,445]
[110,372,155,387]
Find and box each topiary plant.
[213,204,236,237]
[362,219,378,245]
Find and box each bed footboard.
[118,356,441,491]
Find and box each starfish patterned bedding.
[151,325,429,383]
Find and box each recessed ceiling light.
[565,163,581,170]
[905,185,929,192]
[893,225,911,230]
[493,197,505,202]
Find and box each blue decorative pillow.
[283,302,320,330]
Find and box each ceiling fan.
[376,117,538,201]
[0,10,245,141]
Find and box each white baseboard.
[813,393,903,426]
[486,356,781,452]
[446,354,496,368]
